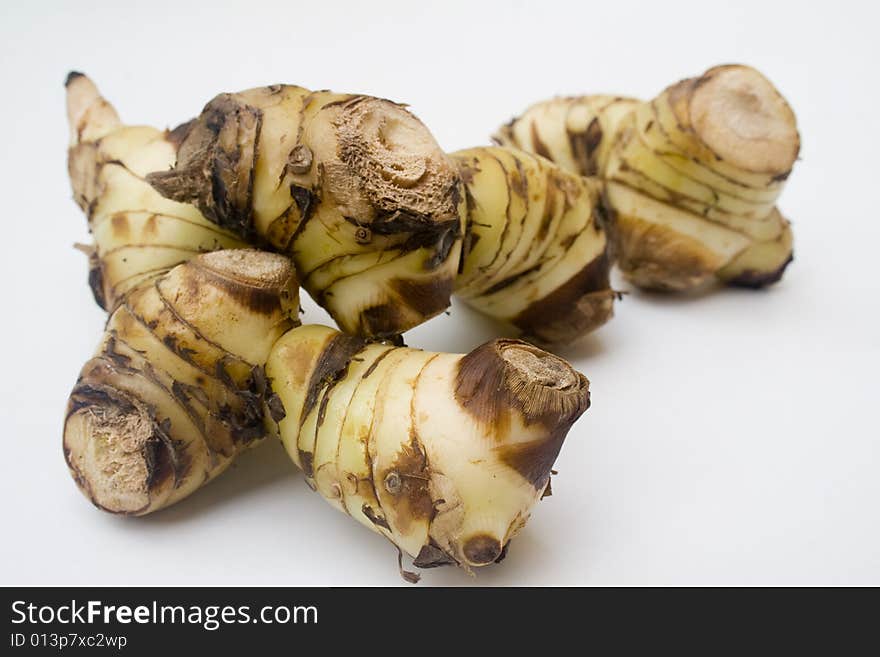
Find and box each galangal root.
[265,325,589,575]
[495,64,798,291]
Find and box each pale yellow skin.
[452,146,614,343]
[496,65,798,291]
[265,325,590,572]
[495,95,639,177]
[66,75,245,309]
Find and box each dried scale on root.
[66,73,247,310]
[264,325,590,575]
[64,250,300,514]
[147,85,466,338]
[494,65,798,291]
[453,146,615,345]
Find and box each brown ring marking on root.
[476,155,541,290]
[466,171,603,315]
[647,99,785,192]
[186,250,294,316]
[612,210,725,291]
[567,115,604,176]
[352,267,454,339]
[512,247,615,346]
[723,251,794,289]
[299,334,368,424]
[625,110,778,208]
[296,335,369,476]
[379,433,435,536]
[453,340,590,489]
[388,276,455,318]
[147,281,254,372]
[453,151,514,284]
[529,121,553,161]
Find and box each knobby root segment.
[63,250,300,515]
[495,64,798,292]
[69,75,617,345]
[65,73,247,310]
[452,146,615,345]
[147,85,465,338]
[264,325,590,575]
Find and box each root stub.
[456,338,591,431]
[335,98,454,208]
[62,250,300,516]
[195,249,293,288]
[499,343,579,391]
[688,65,799,175]
[64,388,172,515]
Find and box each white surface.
[1,0,878,586]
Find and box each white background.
[1,0,878,586]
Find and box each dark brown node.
[462,534,504,566]
[381,436,433,530]
[354,226,372,244]
[478,262,544,297]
